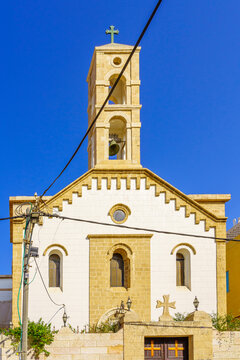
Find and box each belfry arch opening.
[108,75,126,104]
[109,117,126,160]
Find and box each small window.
[49,254,60,287]
[113,209,126,222]
[226,271,229,293]
[110,253,124,287]
[109,203,131,224]
[113,57,122,66]
[176,253,185,286]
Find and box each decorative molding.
[97,307,119,326]
[43,244,68,256]
[170,243,197,255]
[37,168,227,234]
[109,203,131,224]
[107,242,133,257]
[88,234,153,239]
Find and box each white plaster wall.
[28,177,217,329]
[0,279,12,301]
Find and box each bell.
[109,140,120,156]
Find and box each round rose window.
[113,209,126,222]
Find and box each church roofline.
[95,43,138,49]
[12,167,227,218]
[9,167,229,243]
[9,168,229,223]
[188,194,231,203]
[86,44,141,82]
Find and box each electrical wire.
[17,213,31,356]
[17,244,25,328]
[40,212,239,243]
[40,0,164,198]
[34,258,64,308]
[0,209,237,242]
[15,202,33,216]
[27,268,38,286]
[47,305,65,325]
[0,215,26,221]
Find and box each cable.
[15,202,33,216]
[47,305,65,325]
[17,244,26,327]
[0,209,236,242]
[0,215,26,221]
[40,212,239,243]
[27,268,38,286]
[17,215,31,356]
[34,258,64,308]
[40,0,164,198]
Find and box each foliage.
[173,312,188,321]
[80,319,120,333]
[68,324,78,333]
[1,319,55,358]
[173,312,240,332]
[211,313,240,331]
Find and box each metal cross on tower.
[105,25,119,43]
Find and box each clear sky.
[1,0,240,274]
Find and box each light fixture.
[126,297,132,311]
[62,308,68,327]
[193,296,199,311]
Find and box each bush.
[211,313,240,331]
[173,312,240,331]
[79,319,120,333]
[1,319,55,358]
[173,312,188,321]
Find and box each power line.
[0,210,237,242]
[40,0,164,198]
[47,306,65,325]
[34,258,64,308]
[0,215,26,221]
[40,212,238,243]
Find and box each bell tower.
[86,37,142,169]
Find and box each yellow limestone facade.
[86,43,142,169]
[8,42,232,360]
[226,221,240,317]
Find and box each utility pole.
[21,204,40,360]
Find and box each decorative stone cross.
[105,25,119,43]
[156,294,176,321]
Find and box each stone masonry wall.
[213,330,240,360]
[0,327,123,360]
[2,327,240,360]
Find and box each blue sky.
[1,0,240,274]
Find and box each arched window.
[49,254,60,287]
[176,253,185,286]
[109,117,126,160]
[110,253,124,287]
[176,249,191,289]
[108,75,126,104]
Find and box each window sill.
[48,287,63,293]
[176,286,191,292]
[110,287,129,292]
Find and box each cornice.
[87,234,153,239]
[35,167,227,232]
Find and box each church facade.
[9,42,230,332]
